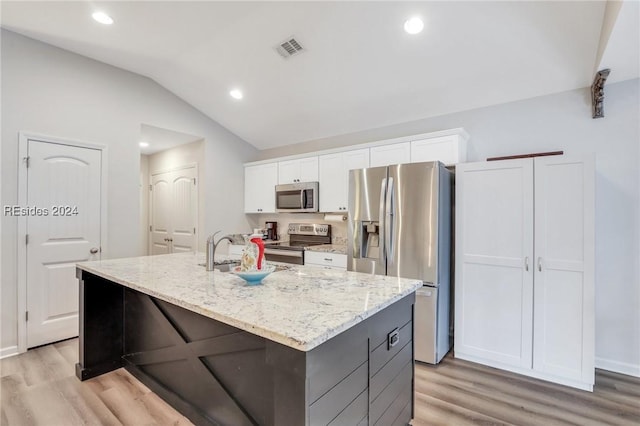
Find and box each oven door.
[264,248,304,265]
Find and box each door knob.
[90,247,99,254]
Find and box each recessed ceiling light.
[92,11,114,25]
[230,89,243,100]
[139,142,149,148]
[404,17,424,34]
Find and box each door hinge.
[149,184,152,191]
[25,234,29,245]
[149,225,152,232]
[25,311,29,322]
[24,156,30,168]
[193,178,196,185]
[193,227,196,234]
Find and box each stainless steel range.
[264,223,331,265]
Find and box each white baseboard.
[596,357,640,378]
[0,345,19,359]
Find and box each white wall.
[1,30,257,353]
[260,79,640,376]
[147,140,207,252]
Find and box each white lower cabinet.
[305,251,347,270]
[454,155,594,391]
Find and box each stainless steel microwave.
[275,182,319,213]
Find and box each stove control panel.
[288,223,331,236]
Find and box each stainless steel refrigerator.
[348,161,451,364]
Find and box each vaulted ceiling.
[2,1,638,150]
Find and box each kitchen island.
[76,252,421,426]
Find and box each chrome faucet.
[206,231,234,271]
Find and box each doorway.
[18,133,105,350]
[139,124,204,255]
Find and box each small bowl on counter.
[231,264,276,285]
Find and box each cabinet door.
[319,153,344,212]
[533,156,594,385]
[278,159,300,184]
[278,157,318,184]
[299,156,319,182]
[455,159,534,369]
[320,149,369,212]
[411,135,464,165]
[369,142,410,167]
[343,148,369,172]
[245,163,278,213]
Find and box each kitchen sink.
[214,263,238,272]
[199,261,291,273]
[198,260,240,272]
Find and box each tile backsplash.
[246,213,347,245]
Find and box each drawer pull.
[323,258,333,262]
[387,328,399,350]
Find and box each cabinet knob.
[538,257,542,272]
[90,247,99,254]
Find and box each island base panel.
[75,269,124,380]
[76,270,415,426]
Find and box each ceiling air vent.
[275,37,304,59]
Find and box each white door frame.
[17,132,108,353]
[148,163,198,255]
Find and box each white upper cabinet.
[244,128,469,215]
[278,157,318,184]
[319,148,369,212]
[244,163,278,213]
[369,142,411,167]
[411,134,467,165]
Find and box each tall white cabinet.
[455,155,595,391]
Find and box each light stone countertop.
[77,252,421,352]
[304,244,347,255]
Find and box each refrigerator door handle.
[385,177,394,261]
[378,178,387,263]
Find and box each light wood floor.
[413,354,640,426]
[1,339,639,425]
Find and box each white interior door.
[533,156,595,383]
[150,167,197,255]
[170,168,197,253]
[26,140,101,348]
[455,159,534,369]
